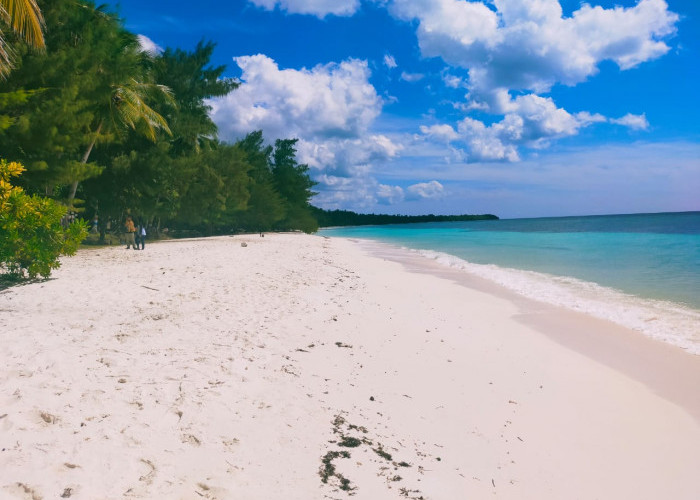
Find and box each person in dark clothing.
[138,222,147,250]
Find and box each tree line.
[0,0,498,279]
[0,0,318,244]
[312,208,498,227]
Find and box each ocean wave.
[413,248,700,355]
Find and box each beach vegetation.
[0,0,45,77]
[0,0,482,248]
[0,0,45,134]
[312,207,499,227]
[0,1,319,237]
[0,159,87,279]
[0,0,175,209]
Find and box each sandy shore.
[1,233,699,499]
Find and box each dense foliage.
[312,208,498,227]
[0,0,495,271]
[0,0,318,240]
[0,0,45,77]
[0,160,86,278]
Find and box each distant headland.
[311,207,498,227]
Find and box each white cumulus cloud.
[209,54,405,207]
[384,54,398,69]
[420,94,652,163]
[575,111,608,126]
[393,0,672,162]
[421,93,594,162]
[611,113,650,131]
[313,175,408,209]
[211,54,383,142]
[406,180,444,200]
[442,73,464,88]
[419,124,460,142]
[456,117,521,162]
[249,0,360,17]
[296,134,401,177]
[390,0,679,96]
[377,184,405,205]
[400,71,425,82]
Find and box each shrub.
[0,159,87,279]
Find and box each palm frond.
[0,0,45,49]
[0,38,12,77]
[111,80,173,141]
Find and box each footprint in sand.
[138,459,156,484]
[3,482,42,500]
[38,411,58,425]
[59,485,81,498]
[181,433,201,446]
[222,438,239,451]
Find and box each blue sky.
[109,0,699,218]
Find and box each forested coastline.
[0,0,318,241]
[1,0,497,280]
[313,208,498,227]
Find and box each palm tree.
[0,0,45,77]
[67,77,174,204]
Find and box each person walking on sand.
[138,221,147,250]
[124,216,137,250]
[134,222,141,249]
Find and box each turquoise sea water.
[319,212,700,354]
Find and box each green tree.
[0,86,41,130]
[0,0,45,142]
[152,40,237,154]
[0,0,122,196]
[271,138,318,232]
[232,131,286,231]
[0,3,320,236]
[0,0,45,76]
[0,0,172,207]
[0,159,86,279]
[68,76,174,205]
[173,142,251,232]
[82,41,239,233]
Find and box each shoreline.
[329,232,700,355]
[2,233,699,499]
[354,237,700,422]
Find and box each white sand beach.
[1,233,699,499]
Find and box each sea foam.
[414,248,700,355]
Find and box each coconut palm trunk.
[66,81,173,207]
[67,121,103,205]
